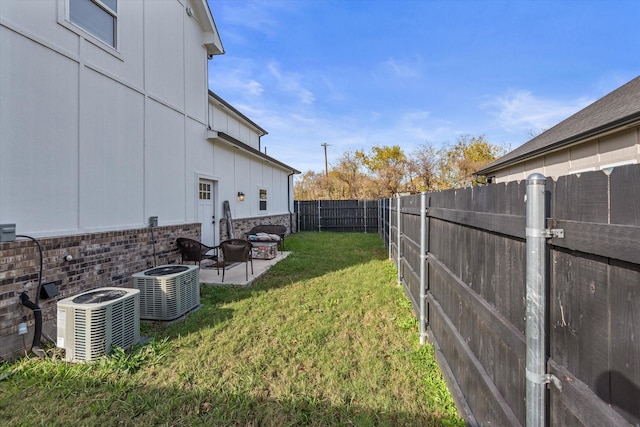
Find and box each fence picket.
[295,163,640,427]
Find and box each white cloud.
[208,57,264,97]
[373,56,423,81]
[267,61,316,105]
[217,74,263,96]
[384,57,422,79]
[217,1,286,37]
[487,90,594,134]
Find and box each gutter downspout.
[288,172,295,233]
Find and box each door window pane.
[199,183,211,200]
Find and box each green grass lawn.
[0,232,463,426]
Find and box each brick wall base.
[0,223,200,361]
[219,213,297,241]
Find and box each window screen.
[69,0,117,47]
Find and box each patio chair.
[219,239,253,282]
[176,237,219,273]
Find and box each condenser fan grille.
[72,289,127,304]
[144,266,189,276]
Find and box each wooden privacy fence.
[382,165,640,427]
[295,199,380,233]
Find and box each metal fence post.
[377,199,384,240]
[419,191,427,345]
[526,173,547,427]
[388,197,392,260]
[396,194,401,285]
[317,200,321,232]
[364,200,368,233]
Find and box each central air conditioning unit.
[56,287,140,362]
[132,264,200,321]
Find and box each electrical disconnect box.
[0,224,16,242]
[149,216,158,227]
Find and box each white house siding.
[0,0,225,360]
[209,103,262,152]
[205,93,297,238]
[211,137,294,222]
[491,126,640,183]
[1,27,80,234]
[0,0,213,236]
[79,71,145,229]
[146,1,185,111]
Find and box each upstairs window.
[259,189,267,211]
[69,0,117,48]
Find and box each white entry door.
[197,179,216,246]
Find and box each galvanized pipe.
[525,173,547,427]
[388,197,392,260]
[397,194,401,285]
[364,200,368,233]
[419,191,427,345]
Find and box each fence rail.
[383,165,640,426]
[295,165,640,426]
[295,200,379,233]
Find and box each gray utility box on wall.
[0,224,16,242]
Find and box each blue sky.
[206,0,640,175]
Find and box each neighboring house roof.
[208,90,267,136]
[207,130,301,174]
[477,75,640,176]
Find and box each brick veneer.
[219,213,297,241]
[0,223,200,361]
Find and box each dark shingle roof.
[477,75,640,175]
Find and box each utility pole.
[321,143,330,177]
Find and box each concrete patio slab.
[199,251,291,286]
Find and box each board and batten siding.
[209,102,262,152]
[0,0,212,237]
[211,141,293,220]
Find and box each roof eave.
[206,130,300,174]
[208,91,267,136]
[193,0,224,56]
[476,112,640,176]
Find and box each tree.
[293,135,506,199]
[294,170,325,200]
[360,145,407,197]
[406,142,437,192]
[333,150,365,199]
[435,134,506,189]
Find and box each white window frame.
[58,0,120,55]
[258,188,268,212]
